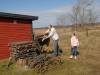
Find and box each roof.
[0,12,38,20]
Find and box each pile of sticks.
[6,35,62,74]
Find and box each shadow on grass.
[45,48,63,54]
[73,51,79,56]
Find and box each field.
[0,27,100,75]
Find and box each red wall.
[0,17,32,59]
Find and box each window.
[14,20,17,24]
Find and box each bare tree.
[78,0,93,27]
[68,4,80,30]
[86,9,99,26]
[68,0,96,28]
[67,0,100,37]
[85,9,99,37]
[56,0,99,36]
[56,14,69,32]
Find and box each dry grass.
[0,27,100,75]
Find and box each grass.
[0,27,100,75]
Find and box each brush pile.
[7,35,62,74]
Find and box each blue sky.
[0,0,77,11]
[0,0,100,28]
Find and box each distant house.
[0,12,38,59]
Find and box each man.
[44,25,61,57]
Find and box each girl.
[69,33,79,59]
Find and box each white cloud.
[20,5,73,28]
[10,1,100,28]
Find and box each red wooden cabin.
[0,12,38,59]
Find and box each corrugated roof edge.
[0,12,38,20]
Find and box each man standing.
[44,25,61,57]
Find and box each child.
[69,33,79,59]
